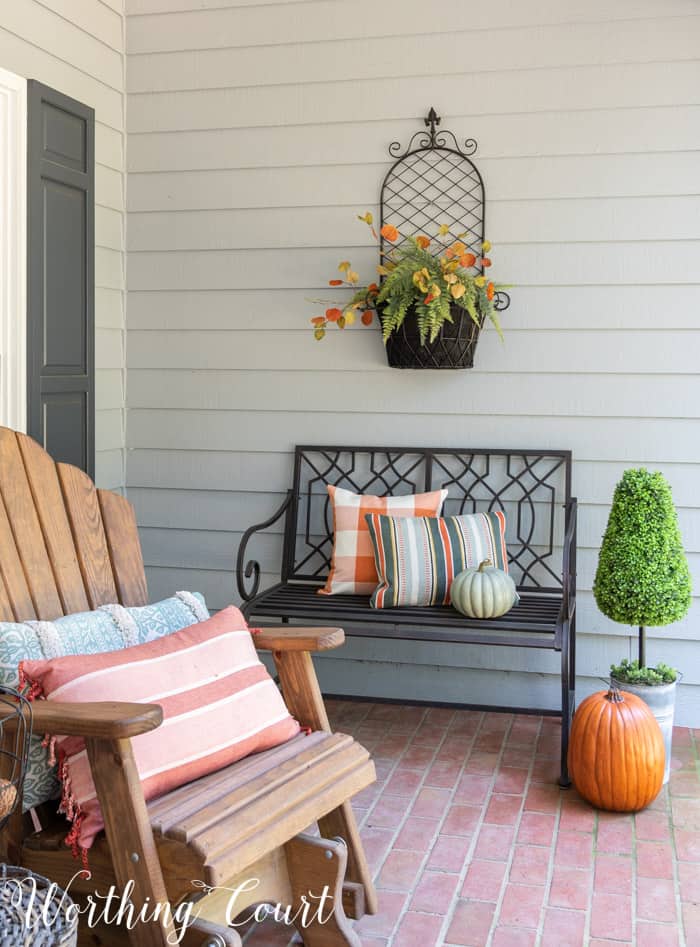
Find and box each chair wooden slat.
[179,734,356,845]
[149,731,373,886]
[57,462,118,608]
[0,495,34,621]
[17,433,90,616]
[0,565,16,622]
[98,490,149,607]
[0,429,62,619]
[151,733,336,840]
[148,732,323,832]
[205,741,373,884]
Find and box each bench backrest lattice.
[284,447,572,593]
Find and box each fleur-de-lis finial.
[424,107,440,145]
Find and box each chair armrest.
[254,626,345,652]
[236,490,293,602]
[26,700,163,739]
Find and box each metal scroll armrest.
[561,497,578,623]
[236,489,293,602]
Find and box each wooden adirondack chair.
[0,427,377,947]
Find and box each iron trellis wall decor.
[379,108,510,369]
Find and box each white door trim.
[0,66,27,433]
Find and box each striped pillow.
[319,485,448,595]
[20,606,299,858]
[1,591,210,813]
[366,511,509,608]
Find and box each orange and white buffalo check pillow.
[319,484,448,596]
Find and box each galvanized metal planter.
[613,674,680,785]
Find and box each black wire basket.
[0,685,32,833]
[382,302,483,370]
[0,865,79,945]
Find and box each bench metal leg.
[559,619,574,787]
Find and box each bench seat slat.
[246,584,563,647]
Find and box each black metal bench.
[237,446,577,785]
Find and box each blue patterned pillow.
[0,591,209,811]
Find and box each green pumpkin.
[451,559,517,619]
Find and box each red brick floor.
[237,700,700,946]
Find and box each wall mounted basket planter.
[383,302,483,370]
[379,108,509,370]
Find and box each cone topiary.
[593,468,691,667]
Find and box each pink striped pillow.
[20,606,300,858]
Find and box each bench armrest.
[254,626,345,652]
[236,490,293,602]
[25,700,163,739]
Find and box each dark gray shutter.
[26,81,95,477]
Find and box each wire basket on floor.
[0,685,31,832]
[0,865,79,946]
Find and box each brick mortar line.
[481,716,550,947]
[439,712,536,947]
[381,709,483,947]
[669,736,696,947]
[333,702,460,944]
[632,800,639,945]
[534,752,564,947]
[583,810,598,946]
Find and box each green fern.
[314,228,510,346]
[368,238,507,345]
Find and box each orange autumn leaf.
[361,310,374,326]
[416,235,430,250]
[325,308,342,322]
[368,282,379,293]
[459,253,477,268]
[380,224,399,242]
[311,316,325,326]
[424,294,435,304]
[328,279,343,286]
[487,281,495,301]
[482,257,492,268]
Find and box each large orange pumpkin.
[568,684,664,811]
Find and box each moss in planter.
[610,658,678,685]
